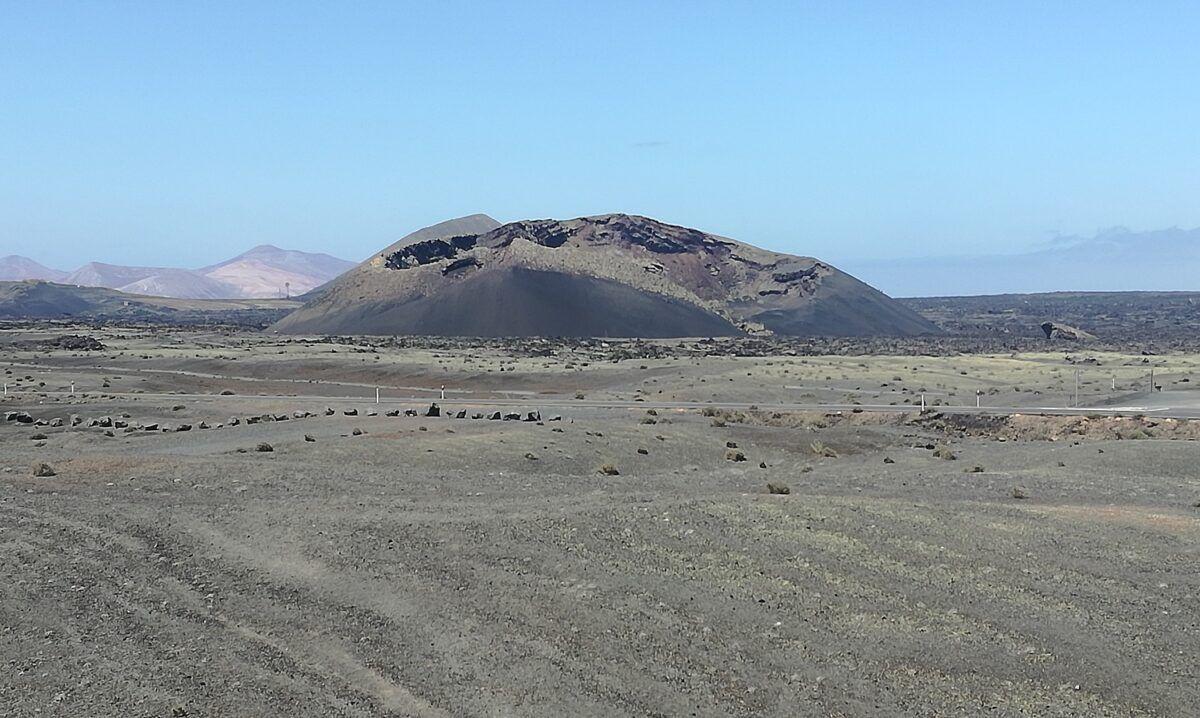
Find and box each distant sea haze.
[841,226,1200,297]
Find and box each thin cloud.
[631,140,669,149]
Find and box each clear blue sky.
[2,1,1198,270]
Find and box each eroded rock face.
[385,235,479,270]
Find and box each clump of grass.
[810,440,838,458]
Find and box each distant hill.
[63,263,239,299]
[0,255,67,282]
[200,244,356,298]
[274,213,937,338]
[844,226,1200,297]
[0,280,299,326]
[54,246,356,300]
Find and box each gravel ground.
[2,329,1198,717]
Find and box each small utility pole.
[920,393,926,412]
[1150,367,1155,395]
[70,382,75,396]
[1074,370,1080,407]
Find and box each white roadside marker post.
[441,385,445,401]
[376,387,380,404]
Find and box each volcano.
[272,214,938,338]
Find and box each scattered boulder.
[246,416,261,425]
[1011,486,1028,499]
[725,448,747,462]
[175,424,192,432]
[598,463,621,476]
[883,456,895,464]
[305,434,316,442]
[932,446,957,460]
[352,428,364,436]
[456,410,468,419]
[325,407,335,416]
[524,452,539,460]
[404,409,418,417]
[255,442,274,453]
[425,403,441,417]
[32,462,56,477]
[1041,322,1096,341]
[548,415,562,422]
[48,418,63,428]
[69,415,82,426]
[503,412,521,421]
[637,448,649,455]
[143,423,159,432]
[344,409,358,416]
[385,409,401,417]
[229,417,241,426]
[488,411,502,420]
[767,482,791,495]
[524,411,540,422]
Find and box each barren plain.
[2,327,1198,717]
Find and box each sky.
[2,1,1199,272]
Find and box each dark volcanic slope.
[274,214,937,338]
[276,267,740,338]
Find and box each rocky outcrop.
[1041,322,1096,341]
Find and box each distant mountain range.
[0,245,355,299]
[842,226,1200,297]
